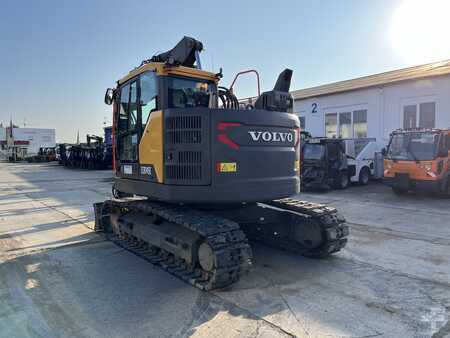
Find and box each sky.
[1,0,449,142]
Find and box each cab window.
[119,85,129,131]
[140,71,158,130]
[438,134,448,157]
[117,80,138,162]
[327,143,340,160]
[167,77,212,109]
[129,81,138,130]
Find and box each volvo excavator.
[94,37,349,290]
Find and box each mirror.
[104,88,114,105]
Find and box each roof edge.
[291,59,450,100]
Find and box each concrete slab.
[0,162,449,337]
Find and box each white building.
[1,126,56,159]
[292,59,450,145]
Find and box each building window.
[419,102,435,128]
[403,105,417,129]
[325,109,367,138]
[339,112,352,138]
[353,110,367,138]
[403,102,435,129]
[299,116,306,130]
[325,113,338,138]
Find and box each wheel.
[392,187,407,195]
[335,171,349,189]
[443,177,450,196]
[293,218,323,250]
[198,242,215,272]
[359,167,370,185]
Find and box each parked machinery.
[384,128,450,194]
[93,36,349,291]
[301,137,383,190]
[26,147,57,162]
[59,131,113,170]
[301,138,350,189]
[56,143,69,164]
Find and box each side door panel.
[117,80,140,179]
[137,71,160,182]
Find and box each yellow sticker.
[219,162,237,172]
[294,160,300,171]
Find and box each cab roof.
[306,137,344,144]
[391,128,450,135]
[118,62,219,85]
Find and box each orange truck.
[384,128,450,194]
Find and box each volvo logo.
[248,131,294,143]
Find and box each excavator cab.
[105,37,299,203]
[384,129,450,194]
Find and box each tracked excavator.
[94,37,349,290]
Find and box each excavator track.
[222,197,349,258]
[264,198,349,257]
[94,197,348,291]
[94,199,252,291]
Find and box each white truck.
[344,138,385,185]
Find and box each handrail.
[229,69,261,98]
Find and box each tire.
[444,177,450,196]
[359,167,370,186]
[392,187,407,195]
[335,171,349,189]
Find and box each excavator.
[94,37,349,290]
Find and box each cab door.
[117,80,139,178]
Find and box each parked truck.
[384,128,450,194]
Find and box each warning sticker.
[219,162,237,172]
